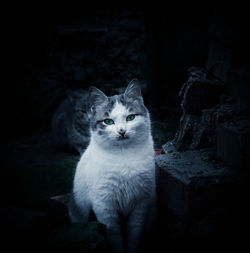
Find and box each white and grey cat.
[68,80,156,253]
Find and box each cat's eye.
[126,114,136,121]
[104,118,115,125]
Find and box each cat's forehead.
[110,100,128,118]
[107,94,125,112]
[106,94,147,117]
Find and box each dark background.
[1,3,250,253]
[2,3,213,139]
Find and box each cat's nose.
[119,129,126,137]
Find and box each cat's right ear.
[89,86,108,112]
[124,79,143,103]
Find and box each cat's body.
[51,89,90,154]
[69,80,156,253]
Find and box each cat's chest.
[92,168,153,212]
[94,154,154,187]
[91,154,154,181]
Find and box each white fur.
[69,101,156,253]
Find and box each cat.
[68,79,156,253]
[51,89,90,154]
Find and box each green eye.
[126,114,136,121]
[104,119,114,125]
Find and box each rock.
[171,112,204,151]
[167,99,249,151]
[196,208,242,237]
[155,149,164,156]
[0,205,106,252]
[51,89,90,154]
[155,149,241,221]
[46,222,107,253]
[50,193,71,207]
[162,141,176,154]
[216,118,250,169]
[228,66,250,109]
[0,206,47,234]
[170,67,226,151]
[42,195,72,227]
[169,110,213,151]
[179,67,225,115]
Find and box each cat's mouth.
[117,136,129,141]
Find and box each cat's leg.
[126,202,150,253]
[93,204,125,253]
[68,194,91,223]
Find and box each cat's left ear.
[124,79,143,102]
[89,86,108,112]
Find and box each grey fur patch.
[91,119,106,131]
[118,94,125,105]
[124,99,148,117]
[98,130,104,135]
[98,123,107,130]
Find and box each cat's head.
[88,79,151,148]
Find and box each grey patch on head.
[118,94,125,105]
[98,130,104,135]
[90,94,120,132]
[89,95,117,132]
[110,91,147,117]
[126,100,148,117]
[91,119,106,131]
[98,123,107,130]
[128,107,134,113]
[106,95,119,113]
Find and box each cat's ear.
[124,79,143,102]
[89,86,108,110]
